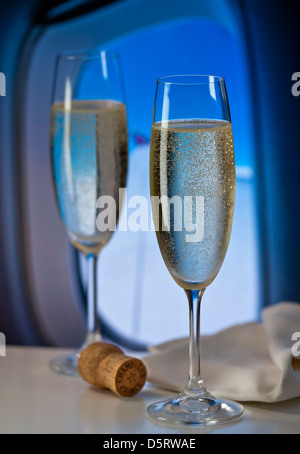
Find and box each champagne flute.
[147,75,243,426]
[49,50,128,375]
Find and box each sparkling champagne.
[150,119,235,289]
[51,100,128,254]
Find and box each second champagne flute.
[50,50,128,376]
[147,75,243,426]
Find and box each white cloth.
[143,302,300,402]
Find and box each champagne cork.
[78,342,147,397]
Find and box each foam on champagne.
[150,119,235,290]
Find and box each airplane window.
[22,6,259,347]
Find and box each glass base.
[49,351,80,377]
[147,389,244,427]
[49,332,102,377]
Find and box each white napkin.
[143,302,300,402]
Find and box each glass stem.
[85,253,102,345]
[184,288,206,395]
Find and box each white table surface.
[0,346,299,434]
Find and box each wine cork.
[78,342,147,397]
